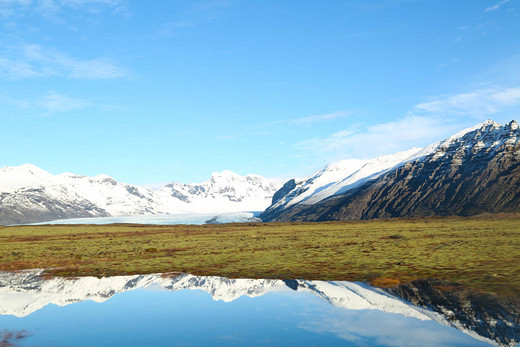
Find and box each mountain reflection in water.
[0,271,518,347]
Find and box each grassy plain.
[0,215,519,295]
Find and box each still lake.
[0,271,518,346]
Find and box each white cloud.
[294,115,456,160]
[291,111,349,126]
[0,92,90,116]
[491,87,520,103]
[68,59,127,79]
[0,43,128,79]
[414,87,520,116]
[485,0,512,12]
[0,94,31,109]
[294,86,520,162]
[37,92,89,112]
[0,0,127,18]
[0,57,42,78]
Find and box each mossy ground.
[0,215,519,295]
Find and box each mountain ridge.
[261,120,520,222]
[0,167,281,225]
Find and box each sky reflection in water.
[0,272,501,347]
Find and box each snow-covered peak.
[404,119,518,163]
[306,147,423,204]
[160,170,281,213]
[210,170,241,181]
[57,172,115,183]
[508,120,519,130]
[449,119,502,142]
[267,147,423,211]
[0,164,281,224]
[16,163,43,172]
[0,164,57,190]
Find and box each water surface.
[0,271,518,346]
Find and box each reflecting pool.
[0,271,518,346]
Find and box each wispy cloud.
[485,0,512,12]
[0,92,90,116]
[291,111,349,126]
[153,0,230,40]
[216,110,351,141]
[0,94,31,109]
[0,0,127,17]
[0,43,128,79]
[414,87,520,116]
[294,86,520,162]
[191,0,230,12]
[294,115,455,160]
[37,92,89,112]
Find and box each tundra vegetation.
[0,215,518,296]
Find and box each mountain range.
[0,166,281,225]
[261,120,520,222]
[1,119,518,224]
[0,270,517,346]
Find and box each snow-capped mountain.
[0,166,281,225]
[261,119,520,222]
[261,148,422,222]
[160,170,280,213]
[0,270,517,346]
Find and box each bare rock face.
[263,120,520,222]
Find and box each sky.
[0,0,519,186]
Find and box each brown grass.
[0,215,519,295]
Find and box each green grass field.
[1,215,519,296]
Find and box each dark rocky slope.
[262,120,520,222]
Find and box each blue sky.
[1,0,519,186]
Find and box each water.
[30,211,261,226]
[0,271,518,346]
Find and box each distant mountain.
[0,166,281,225]
[160,170,279,212]
[261,120,520,222]
[1,270,517,346]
